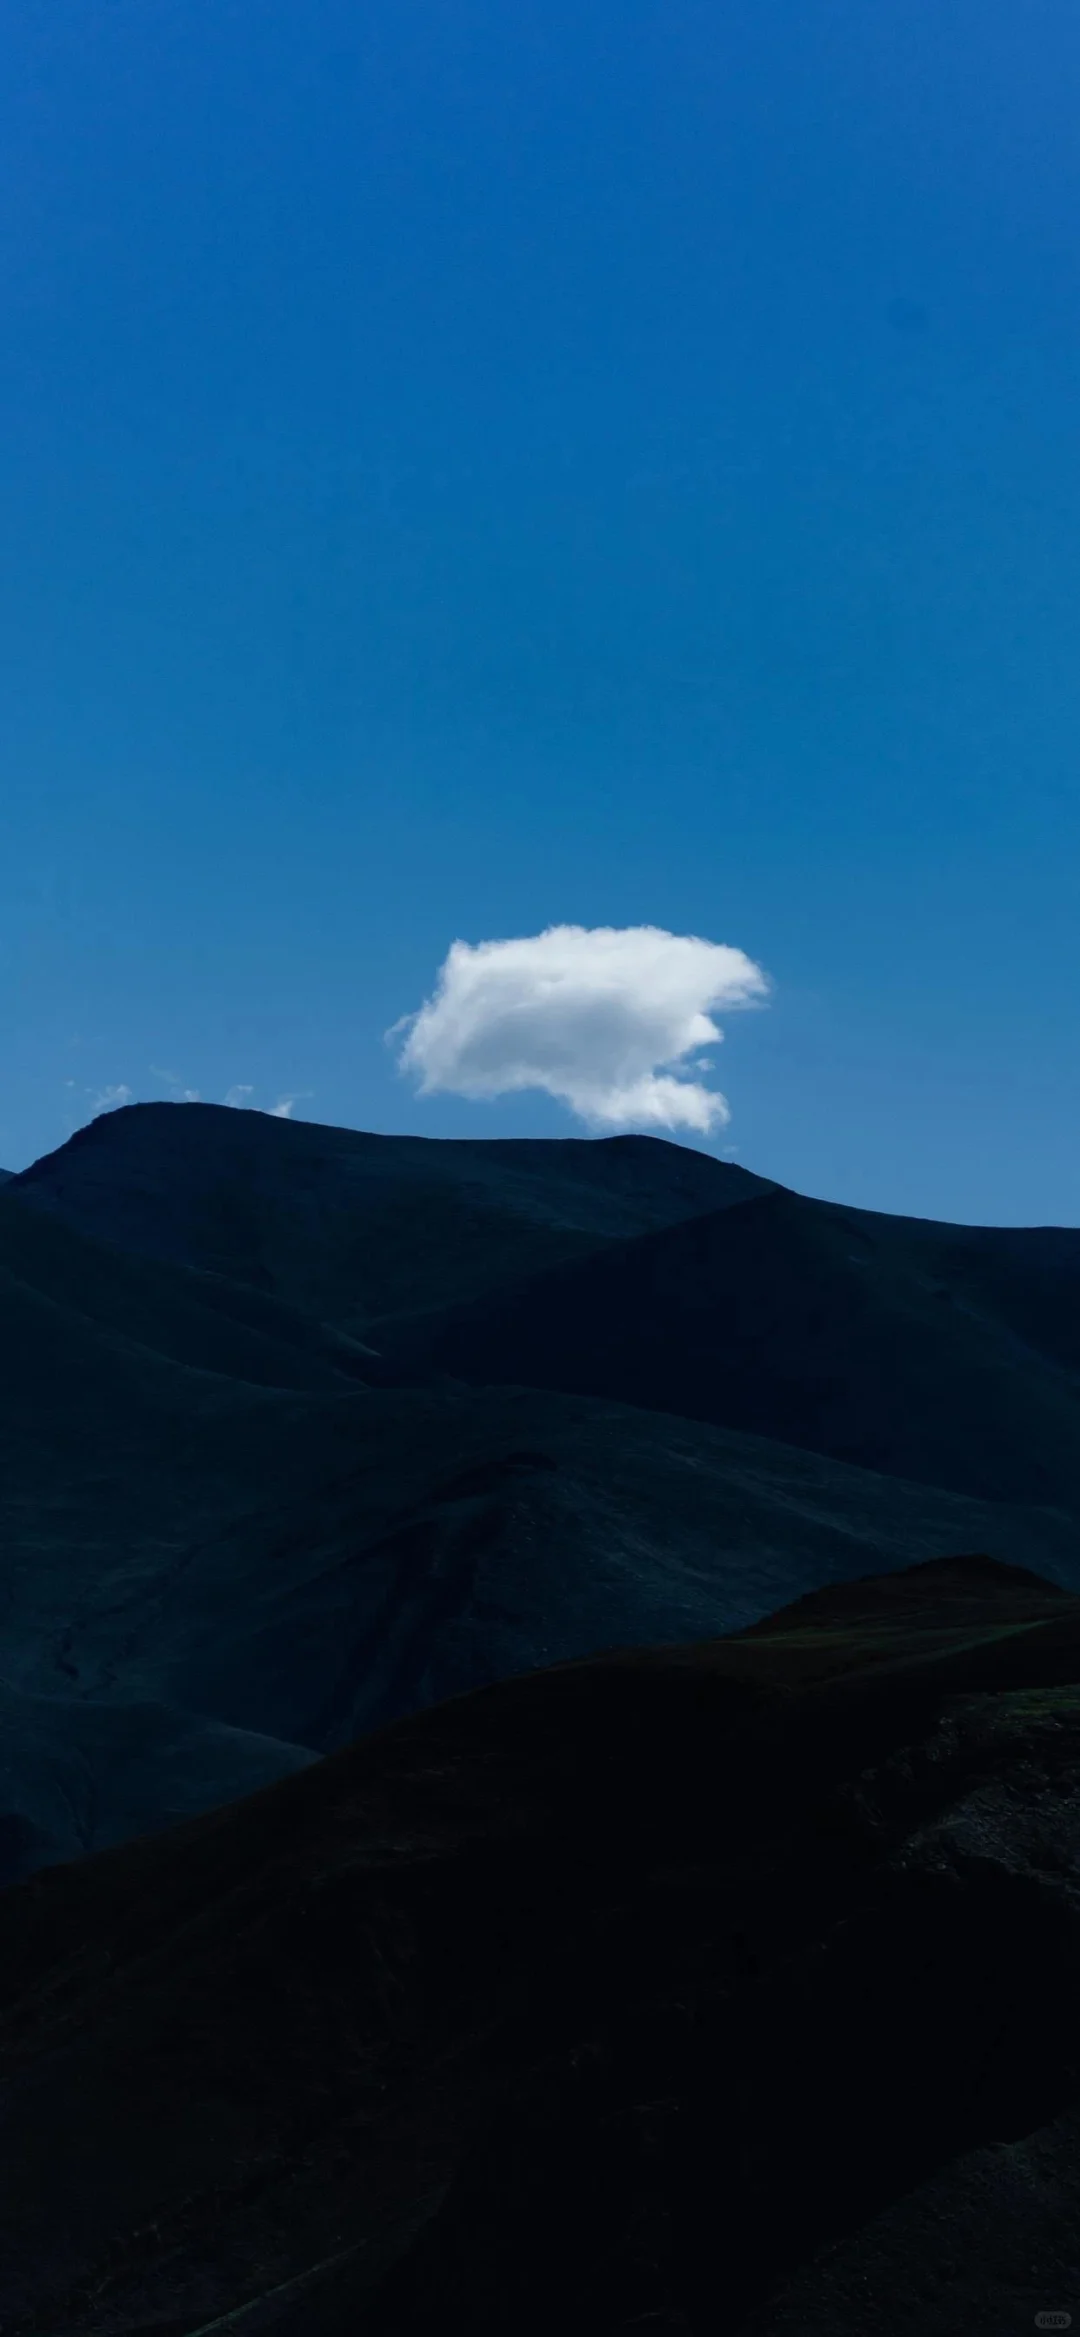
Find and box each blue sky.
[2,0,1077,1222]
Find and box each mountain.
[0,1177,375,1393]
[9,1099,775,1336]
[0,1101,1077,1883]
[2,1554,1079,2336]
[376,1181,1080,1507]
[5,1194,1054,1876]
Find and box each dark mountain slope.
[7,1218,1062,1876]
[380,1184,1080,1507]
[2,1555,1080,2335]
[0,1680,317,1888]
[103,1389,1077,1754]
[1,1107,1079,1880]
[9,1101,772,1333]
[0,1197,358,1873]
[0,1191,374,1397]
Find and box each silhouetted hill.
[379,1184,1080,1506]
[2,1555,1080,2335]
[10,1100,774,1335]
[6,1219,1055,1876]
[0,1104,1078,1883]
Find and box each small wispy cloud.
[218,1083,313,1118]
[267,1092,313,1120]
[89,1083,133,1117]
[150,1066,200,1100]
[72,1071,311,1124]
[391,923,769,1134]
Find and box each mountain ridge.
[0,1101,1077,1885]
[374,1178,1080,1505]
[9,1102,776,1334]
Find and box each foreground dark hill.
[380,1182,1080,1507]
[2,1554,1080,2336]
[9,1101,772,1335]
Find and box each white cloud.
[150,1066,200,1100]
[89,1083,133,1117]
[390,923,770,1133]
[266,1092,312,1119]
[220,1084,312,1119]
